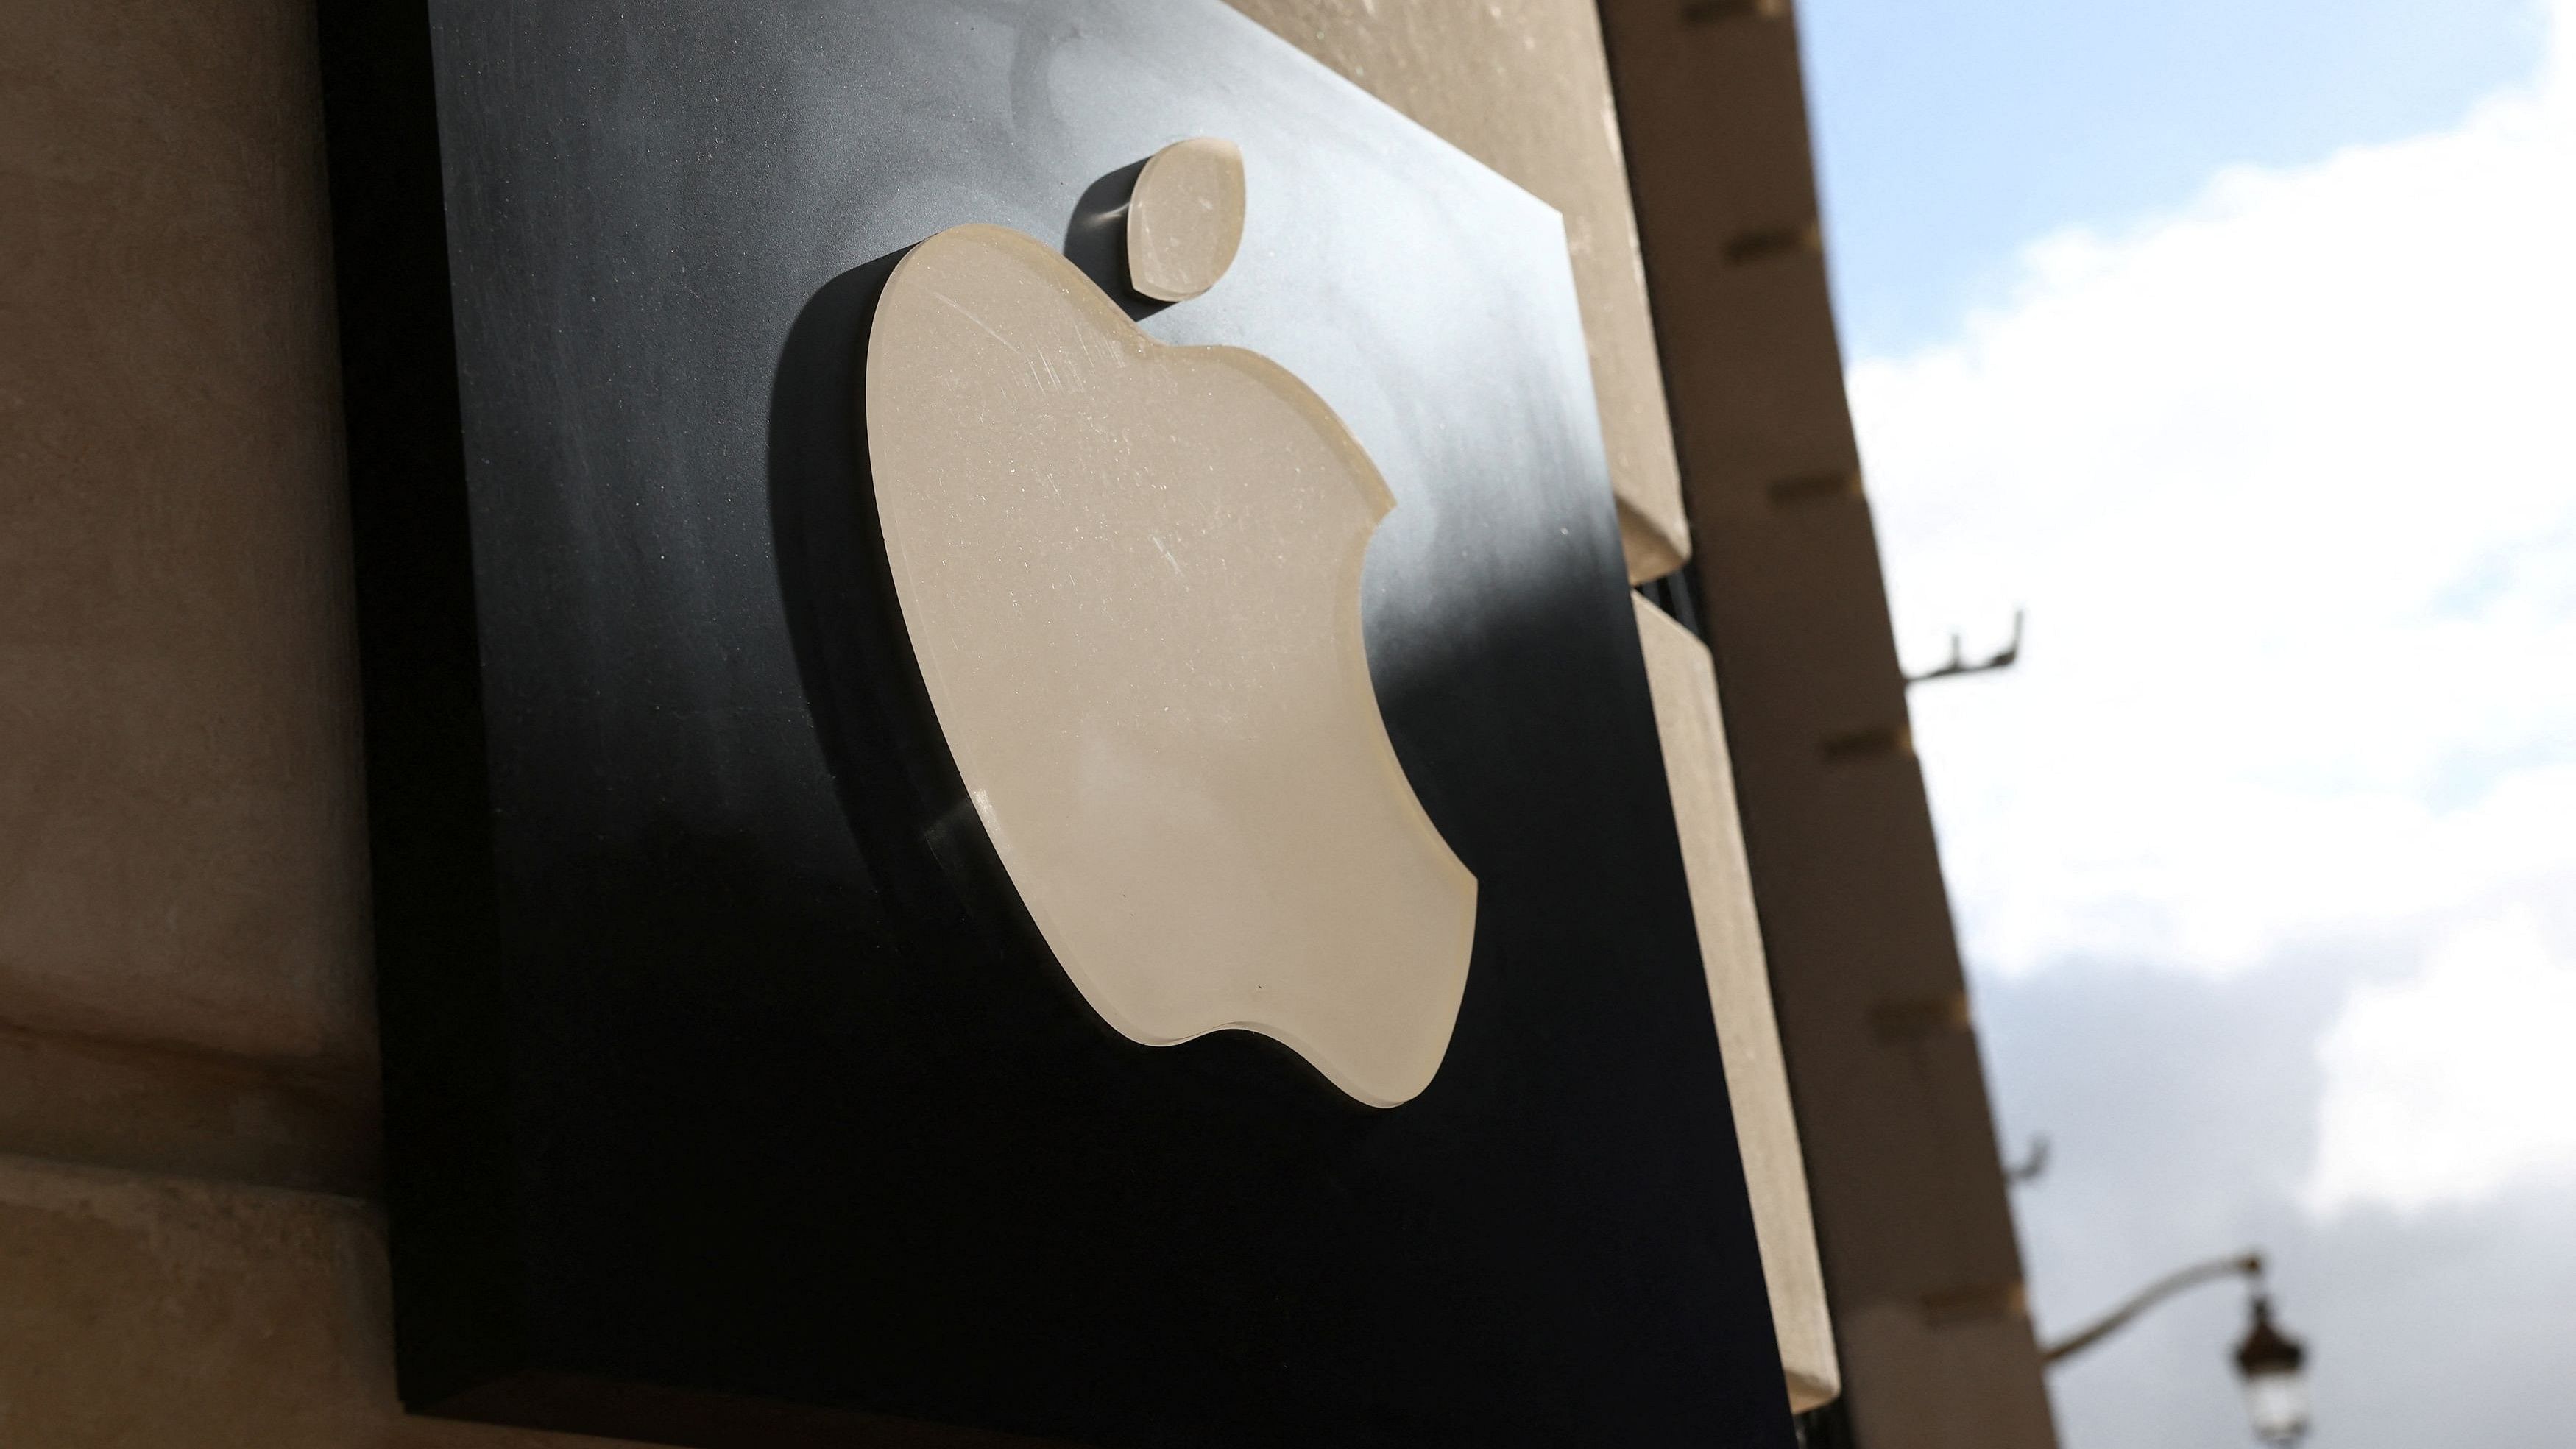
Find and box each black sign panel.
[319,1,1791,1444]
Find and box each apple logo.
[862,138,1476,1108]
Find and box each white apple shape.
[863,218,1476,1108]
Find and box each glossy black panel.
[323,1,1791,1445]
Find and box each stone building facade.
[1,1,2046,1443]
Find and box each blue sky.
[1794,3,2576,1445]
[1802,0,2548,356]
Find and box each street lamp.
[2234,1292,2310,1446]
[2043,1250,2310,1447]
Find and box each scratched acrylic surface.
[868,223,1475,1109]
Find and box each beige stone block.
[1596,3,2057,1441]
[1839,1294,2059,1449]
[1694,511,1913,745]
[0,1021,377,1197]
[1594,2,1861,531]
[0,1153,634,1448]
[1223,0,1691,580]
[0,0,370,1060]
[1634,599,1839,1412]
[1595,1,1824,238]
[1657,258,1863,505]
[1788,1028,2031,1310]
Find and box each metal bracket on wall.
[1906,609,2025,685]
[1819,723,1914,765]
[1682,0,1789,24]
[1868,991,1972,1044]
[1724,219,1825,266]
[1765,470,1866,509]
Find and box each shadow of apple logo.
[852,140,1476,1109]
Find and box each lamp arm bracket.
[2041,1251,2264,1367]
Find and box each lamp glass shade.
[2241,1365,2310,1445]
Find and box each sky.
[1796,1,2576,1444]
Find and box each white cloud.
[1850,0,2576,1212]
[2307,912,2576,1213]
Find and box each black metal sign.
[320,1,1790,1444]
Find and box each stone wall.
[0,0,1825,1439]
[1597,1,2060,1443]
